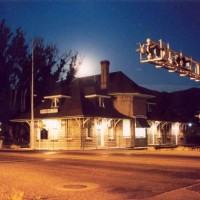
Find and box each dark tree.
[0,19,82,144]
[0,19,82,121]
[32,38,82,104]
[54,51,81,84]
[32,38,58,103]
[8,27,30,115]
[0,20,13,122]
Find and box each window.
[37,129,41,140]
[123,119,131,137]
[40,119,60,140]
[86,126,92,138]
[135,128,146,138]
[51,98,59,108]
[108,120,115,140]
[40,128,48,139]
[85,120,92,138]
[147,103,152,112]
[98,97,105,108]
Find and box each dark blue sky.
[1,0,200,92]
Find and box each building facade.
[13,60,155,150]
[147,121,188,146]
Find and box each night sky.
[1,0,200,92]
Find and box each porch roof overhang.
[10,115,86,123]
[136,118,151,128]
[10,114,130,123]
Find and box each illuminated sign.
[40,108,58,114]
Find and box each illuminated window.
[37,129,40,140]
[96,121,102,130]
[43,120,60,140]
[108,121,115,140]
[123,119,131,137]
[135,128,146,138]
[85,120,92,138]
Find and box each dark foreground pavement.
[0,148,200,200]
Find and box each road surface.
[0,149,200,200]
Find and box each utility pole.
[30,41,35,149]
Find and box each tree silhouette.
[0,19,81,122]
[0,20,13,122]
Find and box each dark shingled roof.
[12,71,154,121]
[78,71,155,96]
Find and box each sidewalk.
[146,183,200,200]
[1,146,200,157]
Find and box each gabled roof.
[109,72,154,98]
[12,71,155,122]
[12,75,131,121]
[78,71,155,98]
[12,79,84,121]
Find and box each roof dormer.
[40,95,71,114]
[44,95,71,107]
[85,94,110,108]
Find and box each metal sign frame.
[137,38,200,81]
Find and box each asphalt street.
[0,149,200,200]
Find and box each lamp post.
[30,41,34,149]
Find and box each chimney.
[100,60,110,90]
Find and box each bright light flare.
[42,119,61,129]
[76,57,97,77]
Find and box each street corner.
[145,183,200,200]
[186,182,200,195]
